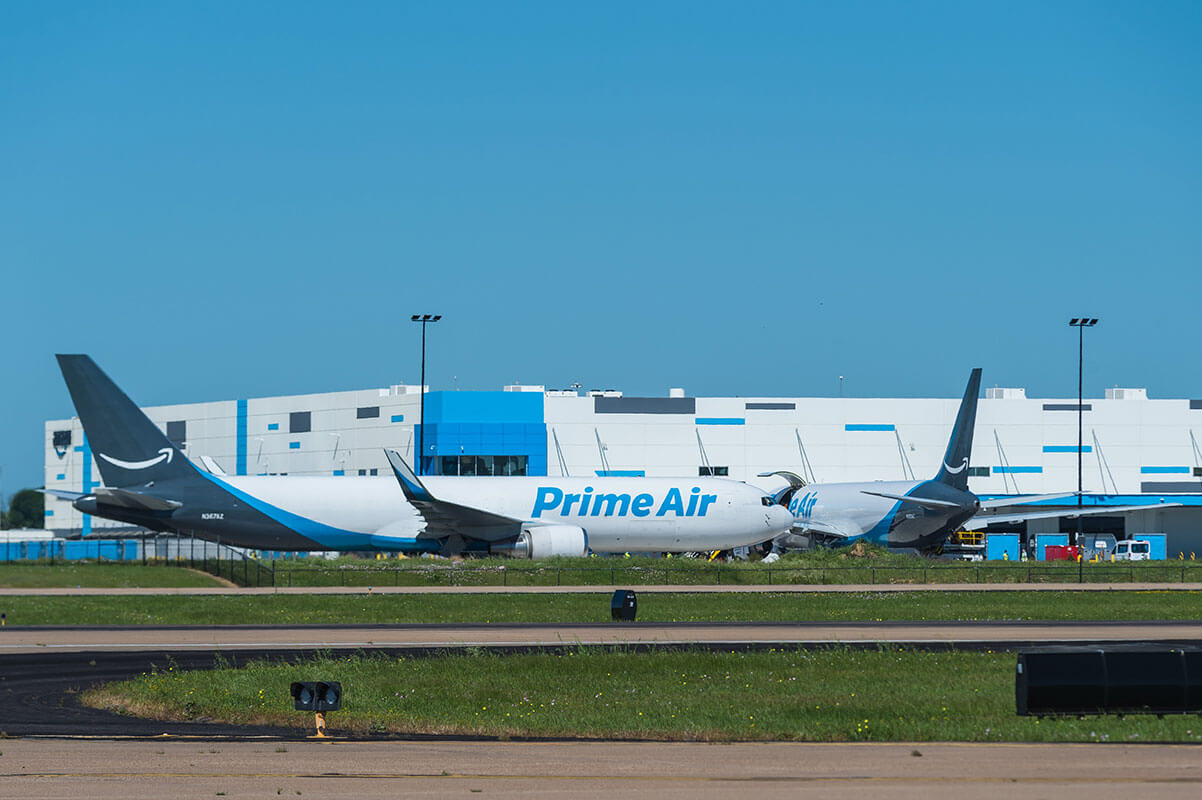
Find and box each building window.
[357,406,380,419]
[52,430,72,457]
[432,455,527,476]
[370,468,378,476]
[358,469,366,476]
[968,467,991,477]
[290,411,311,433]
[166,420,186,448]
[699,466,729,476]
[1195,467,1202,477]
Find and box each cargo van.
[1114,539,1151,561]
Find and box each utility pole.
[410,314,442,476]
[1068,318,1098,549]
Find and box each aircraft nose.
[766,503,793,531]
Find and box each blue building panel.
[845,424,895,432]
[236,399,248,475]
[82,434,93,537]
[415,395,549,476]
[423,391,544,424]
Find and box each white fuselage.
[788,480,921,541]
[219,475,793,552]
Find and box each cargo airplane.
[766,368,1178,553]
[46,355,794,556]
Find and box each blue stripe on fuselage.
[195,472,429,551]
[864,500,903,545]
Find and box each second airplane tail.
[933,367,982,492]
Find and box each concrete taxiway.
[3,620,1201,654]
[1,739,1199,799]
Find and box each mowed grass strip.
[271,553,1202,587]
[3,590,1201,626]
[0,563,224,589]
[83,648,1202,742]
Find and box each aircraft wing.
[384,449,524,542]
[791,518,854,539]
[860,490,963,510]
[963,502,1182,530]
[977,493,1077,510]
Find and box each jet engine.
[491,525,588,558]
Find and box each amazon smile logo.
[98,447,174,470]
[943,457,968,474]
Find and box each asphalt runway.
[4,626,1202,796]
[2,739,1200,799]
[3,620,1202,654]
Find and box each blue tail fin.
[56,355,198,488]
[933,368,982,491]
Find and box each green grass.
[82,648,1202,742]
[269,551,1202,587]
[0,563,224,589]
[3,589,1201,626]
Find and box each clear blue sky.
[2,1,1199,497]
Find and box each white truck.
[1113,539,1151,561]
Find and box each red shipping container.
[1045,545,1081,561]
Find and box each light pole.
[411,314,442,476]
[1069,318,1098,548]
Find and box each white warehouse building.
[44,381,1202,552]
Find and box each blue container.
[1035,534,1069,561]
[1139,533,1167,560]
[986,533,1020,561]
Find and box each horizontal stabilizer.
[40,488,86,502]
[860,490,962,510]
[91,487,184,512]
[964,502,1182,530]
